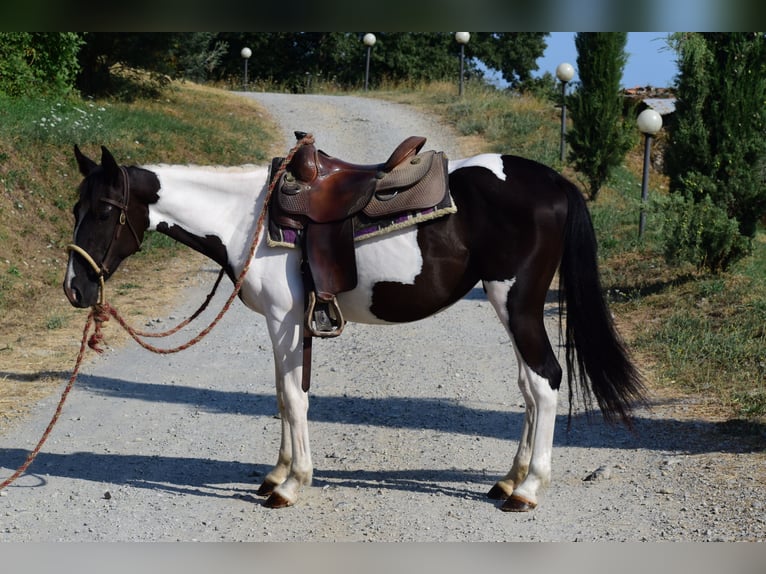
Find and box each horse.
[63,141,645,512]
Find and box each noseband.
[67,166,143,299]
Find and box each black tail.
[558,180,647,426]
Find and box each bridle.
[67,166,143,303]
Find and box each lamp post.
[636,108,663,239]
[240,47,252,91]
[455,32,470,97]
[363,33,376,91]
[555,62,574,163]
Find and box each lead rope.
[0,133,315,491]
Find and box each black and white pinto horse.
[63,144,645,512]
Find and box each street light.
[455,32,470,97]
[363,33,376,91]
[240,47,252,91]
[636,108,663,239]
[556,62,575,163]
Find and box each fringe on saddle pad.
[266,191,457,249]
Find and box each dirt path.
[1,93,763,541]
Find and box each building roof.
[641,97,676,115]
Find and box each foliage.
[519,71,559,103]
[76,33,228,99]
[0,33,83,97]
[468,33,548,88]
[566,33,635,200]
[659,193,751,272]
[175,33,230,84]
[71,32,549,96]
[212,32,548,91]
[664,32,766,263]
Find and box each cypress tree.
[567,32,634,200]
[663,33,766,270]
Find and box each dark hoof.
[487,484,511,500]
[263,491,293,509]
[500,494,537,512]
[256,479,279,497]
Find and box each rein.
[0,134,315,491]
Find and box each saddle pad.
[267,190,457,248]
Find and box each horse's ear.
[100,145,121,183]
[74,144,98,176]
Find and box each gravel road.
[1,92,764,542]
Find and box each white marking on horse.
[65,202,89,287]
[449,154,507,181]
[508,350,557,505]
[483,278,517,327]
[483,277,557,507]
[339,227,424,324]
[146,165,267,267]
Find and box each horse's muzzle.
[63,279,92,308]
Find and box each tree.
[666,32,766,239]
[470,33,548,89]
[0,32,82,97]
[213,33,547,91]
[566,32,634,200]
[174,33,229,84]
[77,33,230,98]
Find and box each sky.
[533,32,678,89]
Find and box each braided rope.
[0,133,314,489]
[0,311,95,491]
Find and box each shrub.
[659,193,751,272]
[0,33,83,97]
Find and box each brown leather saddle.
[268,132,449,389]
[269,132,449,340]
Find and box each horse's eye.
[96,205,112,221]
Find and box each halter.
[67,166,143,300]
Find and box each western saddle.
[268,132,449,390]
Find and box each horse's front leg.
[257,314,313,508]
[255,381,294,497]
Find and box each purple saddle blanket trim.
[267,191,457,248]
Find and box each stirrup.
[305,291,346,338]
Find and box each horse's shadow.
[1,372,763,503]
[0,447,502,507]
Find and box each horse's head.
[63,145,153,308]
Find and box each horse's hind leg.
[484,275,562,511]
[487,350,534,500]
